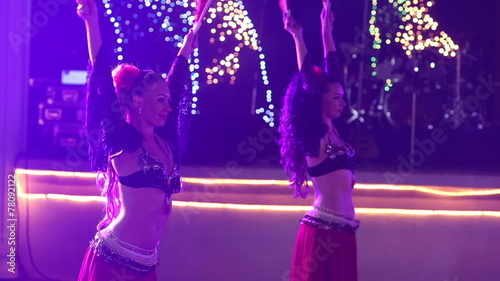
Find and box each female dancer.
[279,5,359,281]
[76,0,197,280]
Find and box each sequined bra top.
[307,140,355,178]
[118,147,182,197]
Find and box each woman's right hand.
[283,15,303,38]
[76,0,98,23]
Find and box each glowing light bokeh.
[369,0,459,92]
[370,0,459,58]
[102,0,275,125]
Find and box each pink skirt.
[78,247,157,281]
[289,223,358,281]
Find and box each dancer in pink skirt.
[75,0,197,279]
[278,4,359,281]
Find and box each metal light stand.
[409,56,423,166]
[410,85,417,165]
[357,0,370,120]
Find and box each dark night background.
[27,0,500,172]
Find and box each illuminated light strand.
[369,0,460,58]
[369,0,459,92]
[12,190,500,217]
[183,177,288,186]
[355,208,500,217]
[15,169,500,197]
[103,0,201,115]
[172,201,309,211]
[15,170,500,216]
[183,180,500,197]
[205,2,261,82]
[394,0,459,59]
[15,169,96,178]
[102,0,274,123]
[204,0,275,127]
[18,192,105,203]
[356,184,500,197]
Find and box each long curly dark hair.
[278,65,348,199]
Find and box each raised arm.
[77,0,102,65]
[161,29,198,157]
[321,6,343,80]
[166,29,198,102]
[78,0,125,171]
[321,5,336,56]
[177,29,198,60]
[284,16,307,70]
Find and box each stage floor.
[4,160,500,281]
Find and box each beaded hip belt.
[89,230,159,275]
[300,206,360,234]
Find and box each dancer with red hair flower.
[279,3,359,281]
[75,0,197,280]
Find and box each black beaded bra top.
[118,147,182,197]
[307,139,355,178]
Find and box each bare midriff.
[106,185,171,250]
[310,169,355,219]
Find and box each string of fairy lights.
[369,0,460,93]
[204,0,275,127]
[101,0,275,126]
[102,0,200,114]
